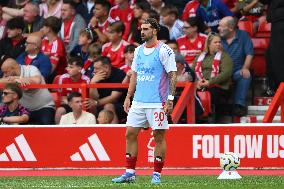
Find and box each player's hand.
[240,68,250,79]
[123,96,131,113]
[164,100,174,116]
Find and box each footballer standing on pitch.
[112,18,177,184]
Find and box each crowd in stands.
[0,0,279,125]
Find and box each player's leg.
[146,108,169,184]
[152,129,166,184]
[112,108,147,183]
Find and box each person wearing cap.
[0,17,26,60]
[112,18,177,184]
[0,83,30,125]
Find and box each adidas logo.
[0,134,37,162]
[70,133,110,161]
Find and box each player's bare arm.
[124,71,137,113]
[165,71,177,115]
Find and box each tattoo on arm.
[168,71,177,96]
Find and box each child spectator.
[55,56,90,124]
[41,16,67,77]
[120,44,136,83]
[160,5,184,40]
[70,28,97,63]
[82,43,102,79]
[102,21,129,68]
[97,109,114,124]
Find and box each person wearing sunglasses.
[0,83,30,125]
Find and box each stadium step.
[247,105,281,116]
[234,115,281,123]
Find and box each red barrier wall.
[0,124,284,168]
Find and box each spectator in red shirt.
[181,0,200,20]
[102,21,129,68]
[109,0,134,24]
[41,16,67,78]
[89,0,114,44]
[177,17,207,67]
[55,56,90,124]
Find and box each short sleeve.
[131,46,140,72]
[159,44,177,73]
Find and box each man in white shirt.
[60,92,96,125]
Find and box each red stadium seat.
[251,38,270,77]
[197,91,211,117]
[238,20,254,37]
[255,16,271,38]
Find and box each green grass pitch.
[0,176,284,189]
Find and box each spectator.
[192,32,233,120]
[109,0,134,24]
[175,53,192,82]
[177,17,207,67]
[0,5,7,40]
[59,92,96,124]
[237,0,264,33]
[97,109,114,124]
[41,16,67,77]
[263,0,284,93]
[219,16,253,116]
[73,0,94,24]
[0,83,30,125]
[181,0,200,20]
[1,0,27,21]
[23,1,45,34]
[120,44,136,83]
[55,56,90,124]
[166,39,179,54]
[141,9,170,43]
[149,0,165,14]
[120,44,136,74]
[60,0,86,53]
[70,28,96,64]
[85,56,127,124]
[89,0,114,44]
[125,0,151,44]
[39,0,63,18]
[102,21,129,68]
[196,0,233,32]
[0,17,26,60]
[16,34,52,80]
[82,43,102,79]
[0,58,55,124]
[160,5,184,40]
